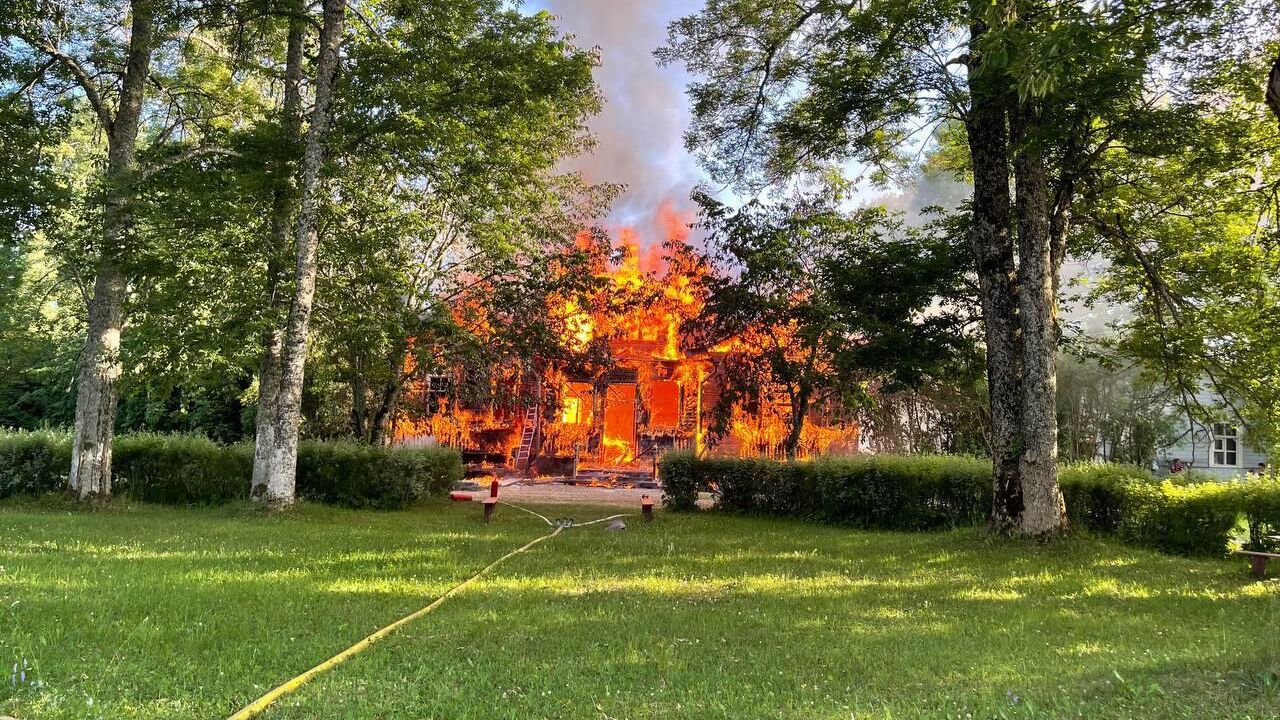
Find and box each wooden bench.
[1232,550,1280,579]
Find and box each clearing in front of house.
[1,499,1277,719]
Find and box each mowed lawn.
[1,500,1277,719]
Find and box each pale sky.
[530,0,708,237]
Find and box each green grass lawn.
[1,499,1277,719]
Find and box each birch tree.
[2,0,248,497]
[251,0,345,504]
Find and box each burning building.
[393,213,859,476]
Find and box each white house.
[1155,417,1269,479]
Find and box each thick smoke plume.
[540,0,703,243]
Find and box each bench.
[1232,550,1280,579]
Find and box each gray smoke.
[537,0,704,238]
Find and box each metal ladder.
[513,404,539,472]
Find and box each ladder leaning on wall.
[513,403,539,473]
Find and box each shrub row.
[659,452,991,530]
[659,451,1280,555]
[0,430,462,508]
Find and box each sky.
[529,0,707,238]
[527,1,969,237]
[527,1,1112,328]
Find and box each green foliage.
[0,429,72,498]
[1078,42,1280,453]
[295,441,463,509]
[656,451,698,511]
[661,452,992,530]
[664,452,1280,555]
[1055,354,1181,466]
[0,430,461,508]
[0,0,612,452]
[1237,476,1280,552]
[689,184,975,457]
[111,434,252,505]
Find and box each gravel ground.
[490,481,661,507]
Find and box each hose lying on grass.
[227,503,633,720]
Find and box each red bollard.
[641,494,654,523]
[482,497,498,523]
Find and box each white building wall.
[1155,420,1269,479]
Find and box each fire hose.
[226,501,634,720]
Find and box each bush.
[657,451,698,511]
[661,453,991,530]
[1238,476,1280,551]
[1119,481,1242,555]
[0,430,462,508]
[661,453,1280,555]
[296,441,462,509]
[0,429,72,497]
[113,434,252,504]
[1058,463,1150,534]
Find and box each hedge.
[295,440,462,509]
[659,451,1280,556]
[0,430,462,508]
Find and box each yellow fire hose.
[226,524,564,720]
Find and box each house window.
[1211,423,1240,467]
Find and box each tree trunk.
[350,371,369,440]
[69,1,154,499]
[251,13,306,500]
[367,350,404,445]
[965,18,1024,533]
[368,378,401,446]
[252,0,346,506]
[783,385,811,460]
[1266,54,1280,125]
[1009,102,1067,536]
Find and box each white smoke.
[535,0,705,240]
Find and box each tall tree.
[250,1,307,500]
[250,0,603,501]
[661,0,1258,534]
[6,0,158,497]
[690,184,973,459]
[1078,33,1280,454]
[251,0,345,504]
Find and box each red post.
[482,497,498,523]
[641,494,654,523]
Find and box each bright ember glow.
[394,202,858,470]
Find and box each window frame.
[1210,422,1241,468]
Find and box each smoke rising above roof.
[538,0,704,241]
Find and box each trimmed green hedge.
[659,453,989,530]
[0,429,72,497]
[659,451,1279,556]
[295,440,462,509]
[0,430,461,508]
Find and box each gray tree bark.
[251,13,306,500]
[1266,54,1280,125]
[252,0,346,506]
[1009,102,1067,536]
[965,18,1024,533]
[69,1,155,499]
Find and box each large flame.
[393,202,857,468]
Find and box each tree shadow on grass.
[2,503,1277,719]
[263,514,1279,719]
